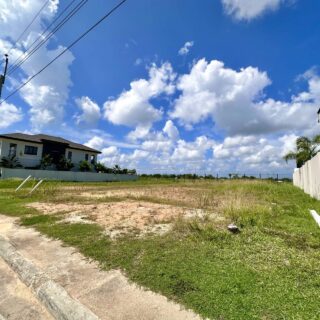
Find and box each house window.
[24,145,38,155]
[67,151,72,160]
[85,154,89,161]
[9,143,17,157]
[90,155,95,164]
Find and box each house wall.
[65,148,98,169]
[0,138,43,168]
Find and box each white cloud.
[213,134,296,173]
[74,96,100,126]
[163,120,179,141]
[85,136,105,151]
[171,59,270,133]
[127,125,151,141]
[178,41,194,56]
[221,0,287,20]
[0,1,74,130]
[172,136,215,161]
[101,146,119,157]
[171,59,320,136]
[0,0,59,41]
[103,63,176,131]
[0,101,23,128]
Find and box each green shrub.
[40,154,53,169]
[56,156,74,171]
[0,155,23,168]
[95,162,113,173]
[79,160,92,172]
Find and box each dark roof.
[0,133,101,154]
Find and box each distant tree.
[283,135,320,168]
[0,155,22,168]
[95,162,114,173]
[128,169,137,175]
[113,164,121,174]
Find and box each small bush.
[40,154,53,169]
[95,162,113,173]
[79,160,92,172]
[56,156,74,171]
[0,155,23,168]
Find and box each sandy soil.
[27,199,225,238]
[27,201,190,238]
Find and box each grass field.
[0,178,319,320]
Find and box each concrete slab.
[0,215,202,320]
[0,257,52,320]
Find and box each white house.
[0,133,101,170]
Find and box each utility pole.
[0,54,9,100]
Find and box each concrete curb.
[0,235,99,320]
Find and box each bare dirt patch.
[27,201,186,238]
[27,200,226,238]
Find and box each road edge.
[0,235,99,320]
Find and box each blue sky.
[1,0,320,176]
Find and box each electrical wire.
[8,0,87,75]
[8,0,51,55]
[8,0,78,72]
[0,0,128,105]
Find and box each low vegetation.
[0,178,319,319]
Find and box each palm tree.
[283,135,320,168]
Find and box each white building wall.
[65,148,97,169]
[0,138,43,168]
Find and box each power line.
[8,0,87,75]
[8,0,78,72]
[0,0,128,105]
[8,0,51,55]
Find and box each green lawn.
[0,178,319,320]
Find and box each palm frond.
[283,152,297,163]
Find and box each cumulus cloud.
[171,59,319,136]
[0,0,74,129]
[85,136,105,151]
[172,136,215,161]
[163,120,179,141]
[221,0,287,20]
[212,133,298,174]
[178,41,194,56]
[0,101,23,129]
[103,63,176,136]
[83,57,319,175]
[74,96,101,126]
[0,0,59,41]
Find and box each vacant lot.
[0,178,319,319]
